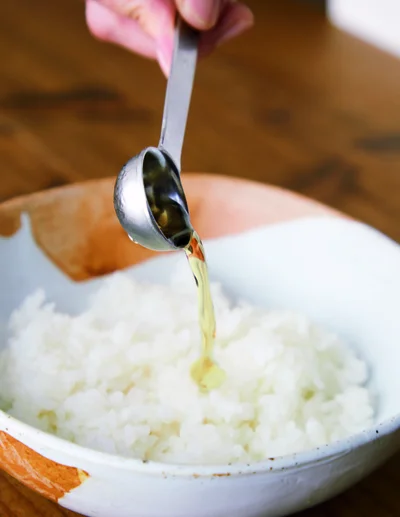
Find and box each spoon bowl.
[114,147,192,251]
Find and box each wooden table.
[1,0,399,515]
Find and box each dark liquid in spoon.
[143,150,192,248]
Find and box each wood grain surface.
[0,0,399,515]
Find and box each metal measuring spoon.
[114,17,199,252]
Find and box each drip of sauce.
[185,232,226,393]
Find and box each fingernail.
[182,0,221,29]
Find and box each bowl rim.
[0,174,399,478]
[0,173,343,220]
[1,410,398,477]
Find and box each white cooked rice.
[0,270,373,464]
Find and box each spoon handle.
[158,16,199,171]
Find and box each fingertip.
[156,48,170,76]
[236,3,255,30]
[85,0,113,41]
[155,35,174,76]
[198,1,254,56]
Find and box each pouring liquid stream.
[145,164,225,392]
[184,232,226,393]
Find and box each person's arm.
[85,0,254,75]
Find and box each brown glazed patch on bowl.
[0,432,88,501]
[0,174,340,281]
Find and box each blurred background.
[0,0,399,241]
[0,2,400,516]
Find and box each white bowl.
[0,174,399,517]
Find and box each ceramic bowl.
[0,174,399,517]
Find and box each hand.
[85,0,254,75]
